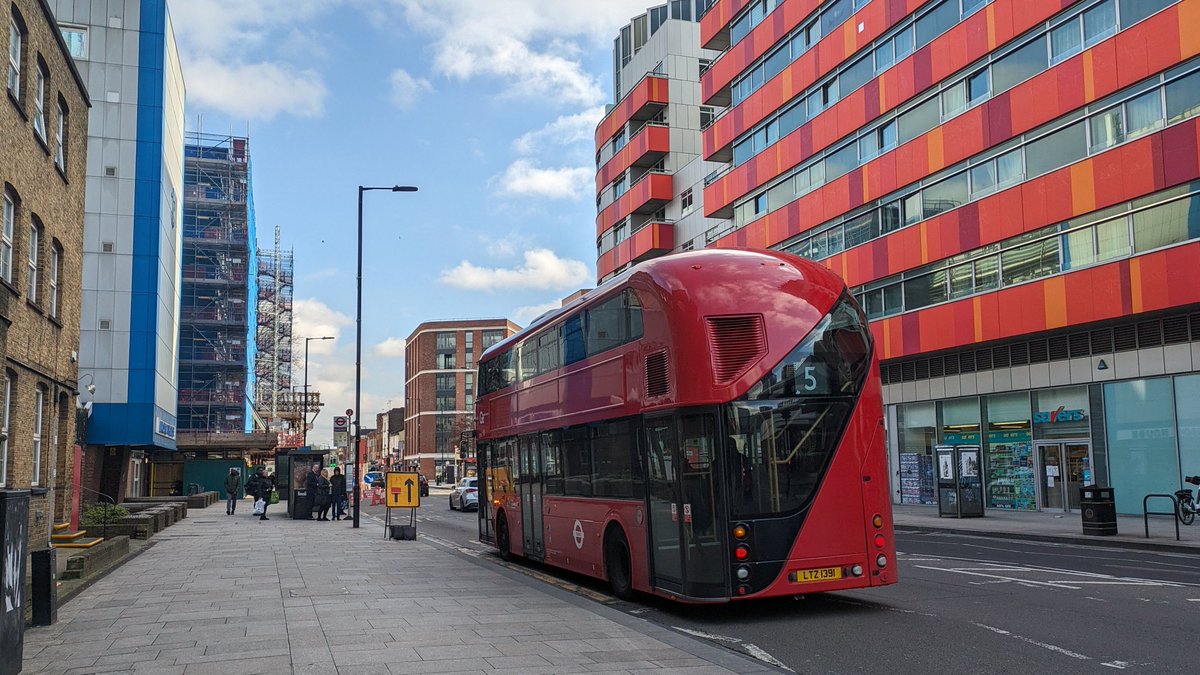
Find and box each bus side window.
[563,315,586,364]
[542,431,564,494]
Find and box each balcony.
[594,75,669,150]
[597,222,675,280]
[596,172,674,235]
[595,123,670,195]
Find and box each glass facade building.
[603,0,1200,514]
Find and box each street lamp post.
[354,185,417,528]
[301,336,335,447]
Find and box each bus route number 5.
[801,366,817,392]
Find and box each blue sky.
[170,0,657,445]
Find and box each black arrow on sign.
[405,478,414,503]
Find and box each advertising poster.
[938,453,955,481]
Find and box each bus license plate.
[792,567,842,583]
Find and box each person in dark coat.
[315,468,333,521]
[245,468,273,521]
[302,463,321,520]
[330,466,347,521]
[224,468,242,515]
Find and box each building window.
[481,330,505,349]
[613,175,628,198]
[59,25,87,58]
[27,221,38,300]
[681,188,694,215]
[6,16,20,98]
[1,193,13,283]
[0,376,8,486]
[435,331,456,351]
[49,243,59,317]
[32,63,46,140]
[31,386,43,485]
[55,101,66,169]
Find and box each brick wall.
[0,0,90,551]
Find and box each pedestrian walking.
[246,467,273,521]
[315,468,333,521]
[224,467,242,515]
[331,466,347,521]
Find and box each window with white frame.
[32,64,45,139]
[49,244,59,317]
[1,194,13,283]
[0,376,8,486]
[54,102,66,169]
[6,18,19,97]
[681,187,694,215]
[27,222,38,300]
[31,386,43,485]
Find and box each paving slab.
[21,510,775,674]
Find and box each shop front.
[892,385,1098,513]
[891,374,1200,515]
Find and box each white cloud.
[493,159,591,200]
[374,337,407,358]
[392,0,658,106]
[512,300,562,326]
[170,0,342,53]
[440,248,589,291]
[389,68,433,109]
[513,106,605,154]
[184,57,327,121]
[293,298,351,359]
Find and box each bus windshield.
[725,296,871,517]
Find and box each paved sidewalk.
[21,510,773,675]
[894,503,1200,551]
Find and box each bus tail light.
[734,544,751,561]
[876,554,888,568]
[732,524,749,540]
[872,514,883,528]
[873,533,885,548]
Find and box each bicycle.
[1175,476,1200,525]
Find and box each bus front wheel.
[604,528,634,600]
[496,512,513,561]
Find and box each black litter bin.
[1081,486,1117,536]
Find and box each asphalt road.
[360,496,1200,673]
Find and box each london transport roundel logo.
[572,519,585,549]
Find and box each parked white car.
[449,478,478,511]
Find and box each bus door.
[645,413,726,599]
[518,435,545,561]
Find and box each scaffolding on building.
[255,225,295,430]
[178,131,255,433]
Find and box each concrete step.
[51,530,87,542]
[53,522,71,532]
[54,537,105,549]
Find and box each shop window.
[898,402,937,505]
[984,392,1034,510]
[1033,386,1091,440]
[941,397,981,445]
[1105,378,1177,514]
[1174,375,1200,491]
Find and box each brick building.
[404,320,518,482]
[1,0,90,547]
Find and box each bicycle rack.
[1142,493,1180,541]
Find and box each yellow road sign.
[384,472,421,508]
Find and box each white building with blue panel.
[52,0,185,500]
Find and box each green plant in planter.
[81,503,129,528]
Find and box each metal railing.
[77,485,117,542]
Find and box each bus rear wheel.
[604,529,634,600]
[496,512,513,561]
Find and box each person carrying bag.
[246,467,272,521]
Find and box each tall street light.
[301,336,334,447]
[354,185,418,528]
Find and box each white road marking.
[744,643,794,671]
[971,623,1090,661]
[672,626,794,671]
[914,565,1081,589]
[1188,598,1200,602]
[1101,661,1130,669]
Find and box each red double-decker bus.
[475,249,895,602]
